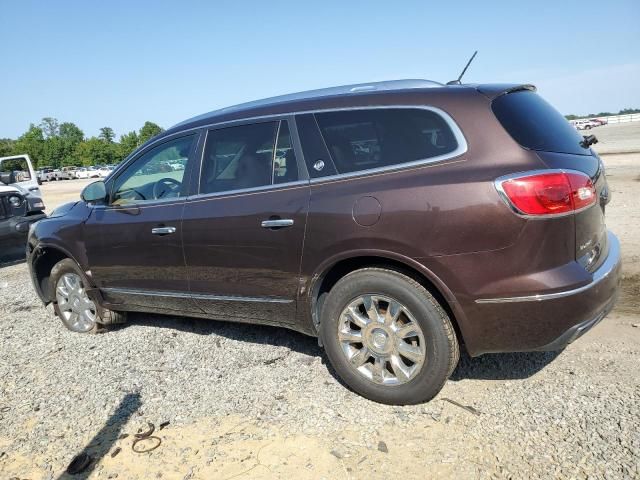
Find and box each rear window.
[315,108,459,174]
[492,91,590,156]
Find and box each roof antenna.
[447,51,478,85]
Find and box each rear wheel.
[320,268,459,405]
[50,259,126,333]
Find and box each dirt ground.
[2,127,639,479]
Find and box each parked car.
[26,80,621,405]
[74,167,92,179]
[0,155,46,215]
[37,167,54,183]
[573,119,599,130]
[97,166,114,178]
[0,181,46,263]
[590,118,608,126]
[54,166,76,180]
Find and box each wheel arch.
[308,252,468,349]
[31,243,88,303]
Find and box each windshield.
[492,90,590,156]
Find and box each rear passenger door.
[181,118,309,326]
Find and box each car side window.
[315,108,459,174]
[199,120,298,194]
[111,135,196,205]
[0,157,31,181]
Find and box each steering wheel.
[152,177,182,199]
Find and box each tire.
[320,268,459,405]
[50,258,126,333]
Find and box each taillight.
[496,170,596,216]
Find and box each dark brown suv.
[27,80,621,404]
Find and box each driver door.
[84,132,201,313]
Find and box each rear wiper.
[580,135,598,149]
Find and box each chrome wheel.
[55,273,97,332]
[338,295,426,385]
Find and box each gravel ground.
[591,122,640,155]
[0,152,638,479]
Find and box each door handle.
[261,219,294,229]
[151,226,177,235]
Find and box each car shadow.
[122,313,561,382]
[451,349,561,381]
[121,312,350,388]
[56,392,141,479]
[122,312,322,357]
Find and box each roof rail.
[175,79,444,127]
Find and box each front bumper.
[463,231,622,355]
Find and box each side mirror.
[0,171,16,185]
[81,181,107,203]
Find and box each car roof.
[158,80,533,139]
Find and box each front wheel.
[320,268,459,405]
[50,259,126,333]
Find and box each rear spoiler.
[475,84,536,100]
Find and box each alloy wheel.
[337,294,426,385]
[55,273,97,332]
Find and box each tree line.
[0,118,164,169]
[565,107,640,121]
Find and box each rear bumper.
[462,231,622,355]
[536,292,617,351]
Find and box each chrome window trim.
[475,231,619,304]
[94,199,185,211]
[167,105,466,193]
[102,287,293,304]
[186,179,308,203]
[142,105,467,161]
[125,106,466,197]
[494,168,598,219]
[308,106,468,183]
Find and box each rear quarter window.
[492,91,591,156]
[315,108,460,174]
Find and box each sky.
[1,0,638,139]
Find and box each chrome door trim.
[101,287,293,304]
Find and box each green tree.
[44,136,65,167]
[39,117,60,138]
[12,125,45,167]
[119,131,139,159]
[138,121,164,144]
[74,137,119,167]
[99,127,116,143]
[0,138,15,157]
[59,122,85,144]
